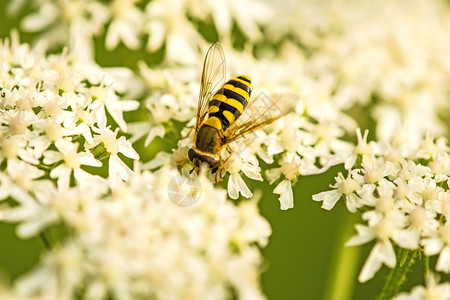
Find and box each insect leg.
[179,127,194,140]
[178,158,189,172]
[215,146,235,183]
[222,145,234,165]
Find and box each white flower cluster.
[129,0,450,210]
[394,274,450,300]
[135,42,356,209]
[0,35,272,299]
[275,0,450,144]
[0,33,139,236]
[314,129,450,283]
[8,0,271,65]
[0,167,270,300]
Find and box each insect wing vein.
[224,92,299,143]
[196,43,226,130]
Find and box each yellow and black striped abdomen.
[208,75,252,130]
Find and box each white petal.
[30,136,51,158]
[52,166,71,191]
[346,224,376,246]
[265,167,282,185]
[346,193,362,213]
[142,152,171,169]
[359,242,384,282]
[127,121,151,143]
[74,168,96,184]
[273,179,293,210]
[379,239,396,268]
[358,240,396,282]
[2,201,39,221]
[106,100,139,131]
[436,246,450,273]
[241,162,263,181]
[118,139,140,159]
[146,20,166,51]
[43,150,62,165]
[345,154,357,169]
[95,105,107,129]
[17,211,59,238]
[77,123,94,145]
[144,125,165,147]
[78,151,102,167]
[312,190,341,210]
[54,138,75,154]
[228,173,253,200]
[392,229,419,250]
[109,154,133,182]
[105,21,121,50]
[422,237,444,256]
[20,3,58,31]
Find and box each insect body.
[187,43,297,179]
[189,75,252,172]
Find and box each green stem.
[376,248,419,300]
[425,255,430,278]
[39,232,51,249]
[38,223,70,250]
[90,142,110,161]
[323,212,360,300]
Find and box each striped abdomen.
[206,75,252,130]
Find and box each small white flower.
[273,179,293,210]
[90,84,140,132]
[313,171,362,212]
[394,273,450,300]
[43,138,101,191]
[226,154,256,200]
[105,0,144,50]
[90,127,139,182]
[345,128,375,169]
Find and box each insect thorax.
[195,123,222,154]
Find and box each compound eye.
[188,148,196,162]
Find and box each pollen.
[337,176,360,195]
[64,151,81,170]
[45,121,63,142]
[375,219,395,241]
[1,138,18,159]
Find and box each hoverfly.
[184,43,298,181]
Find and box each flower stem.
[90,142,110,161]
[376,248,419,300]
[323,212,360,300]
[39,223,70,250]
[39,232,51,249]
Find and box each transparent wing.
[224,92,299,143]
[196,43,226,130]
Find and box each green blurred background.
[0,1,428,299]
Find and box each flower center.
[103,134,119,155]
[439,226,450,245]
[364,168,383,184]
[45,121,63,142]
[2,138,19,159]
[376,196,394,214]
[375,219,395,240]
[409,207,426,228]
[281,162,299,181]
[337,177,359,195]
[422,187,438,202]
[9,115,27,135]
[44,101,62,118]
[394,181,408,199]
[64,151,80,169]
